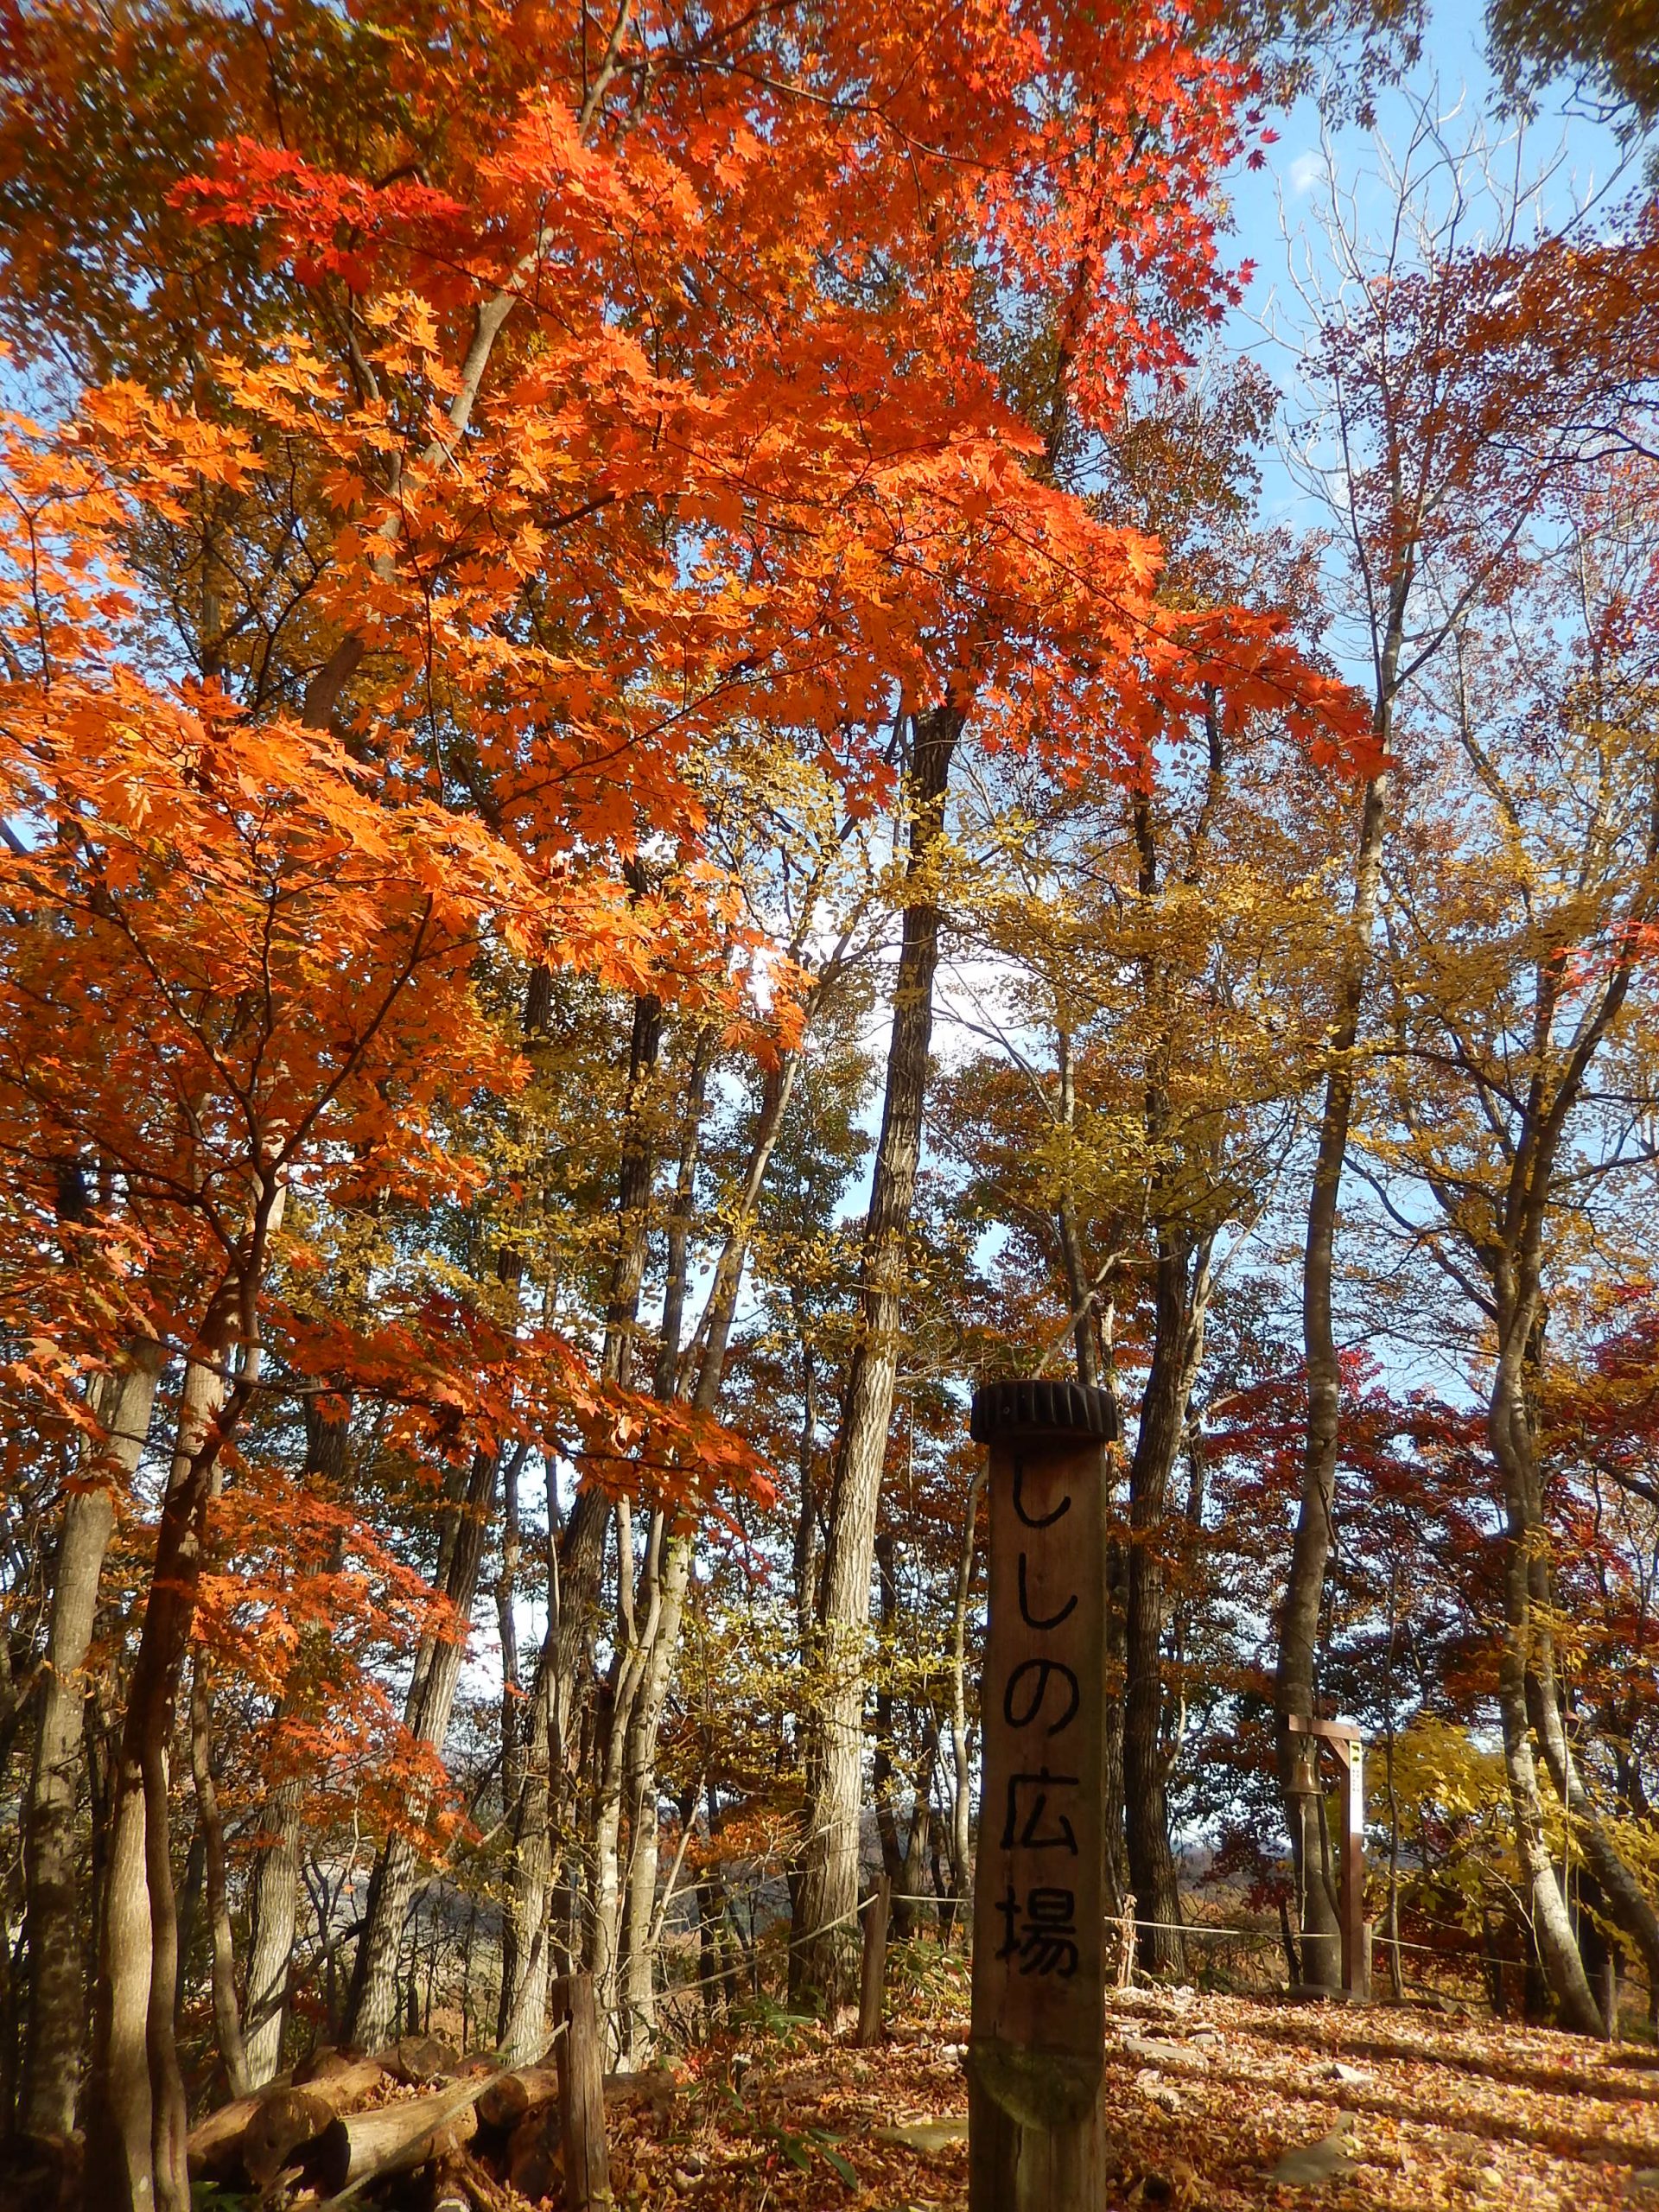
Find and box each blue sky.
[1222,0,1640,546]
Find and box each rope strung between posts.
[644,1891,1659,2007]
[650,1899,871,2005]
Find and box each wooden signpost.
[969,1379,1116,2212]
[1286,1713,1369,1999]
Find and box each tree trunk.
[1279,765,1392,1990]
[188,1651,249,2098]
[903,1722,938,1929]
[1488,1289,1659,2018]
[569,992,663,2037]
[1519,1545,1659,1993]
[87,1319,232,2212]
[792,703,962,2009]
[22,1340,160,2144]
[241,1762,301,2090]
[1052,1090,1129,1910]
[606,1041,808,2054]
[244,1395,351,2088]
[497,1576,557,2064]
[1123,1236,1207,1978]
[499,989,665,2056]
[945,1470,982,1917]
[345,1441,500,2050]
[872,1532,909,1936]
[1490,1331,1605,2035]
[617,1528,694,2066]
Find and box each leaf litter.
[587,1990,1659,2210]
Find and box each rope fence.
[387,1854,1658,2060]
[642,1886,1656,2016]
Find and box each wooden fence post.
[968,1380,1116,2212]
[550,1974,612,2209]
[856,1877,891,2047]
[1286,1716,1370,2001]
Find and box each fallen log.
[186,2094,263,2183]
[295,2050,391,2105]
[188,2051,393,2189]
[242,2088,340,2189]
[313,2088,478,2198]
[477,2061,676,2138]
[474,2065,560,2133]
[435,2148,517,2212]
[504,2104,560,2202]
[383,2036,460,2085]
[310,2074,501,2204]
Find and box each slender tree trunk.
[345,1440,500,2050]
[1488,1287,1659,2014]
[244,1395,350,2088]
[1051,1052,1130,1908]
[171,1837,203,2045]
[792,1319,823,1650]
[903,1721,939,1929]
[1054,1033,1103,1395]
[557,989,661,2038]
[242,1765,302,2085]
[188,1651,249,2096]
[1523,1562,1659,1993]
[496,1504,559,2064]
[87,1317,233,2212]
[1123,1237,1207,1977]
[872,1533,909,1936]
[945,1470,982,1918]
[499,1444,524,1827]
[617,1528,693,2065]
[22,1340,160,2144]
[591,1650,626,2054]
[1279,765,1393,1989]
[792,704,962,2009]
[498,970,641,2059]
[606,1040,809,2051]
[490,1439,531,2045]
[1490,1326,1604,2035]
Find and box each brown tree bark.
[188,1650,249,2098]
[22,1339,161,2144]
[1524,1586,1659,1993]
[791,702,963,2008]
[496,1550,560,2064]
[86,1301,240,2212]
[344,1439,501,2051]
[1277,763,1391,1987]
[945,1468,983,1916]
[244,1395,351,2088]
[1490,1325,1604,2034]
[499,990,661,2058]
[607,1047,804,2056]
[1123,1234,1211,1977]
[1052,1033,1131,1914]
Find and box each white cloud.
[1287,150,1323,196]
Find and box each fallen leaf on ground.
[873,2119,969,2156]
[1270,2113,1360,2187]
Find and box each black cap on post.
[969,1378,1117,1446]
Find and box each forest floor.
[599,1981,1659,2210]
